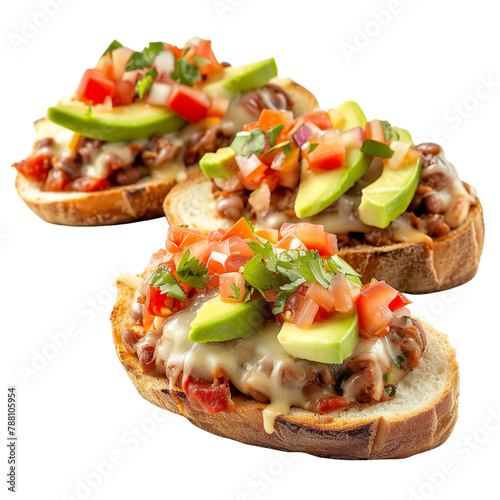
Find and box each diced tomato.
[220,272,246,303]
[207,251,228,275]
[292,297,319,329]
[13,154,51,182]
[307,282,335,312]
[357,281,398,338]
[112,80,135,107]
[76,68,115,105]
[254,227,279,244]
[146,285,186,317]
[205,274,220,292]
[260,172,279,192]
[210,239,231,256]
[66,176,111,192]
[263,289,279,303]
[298,111,332,131]
[328,273,353,313]
[225,254,252,272]
[167,85,209,123]
[207,96,230,119]
[314,307,334,323]
[207,228,227,241]
[226,236,254,257]
[45,169,71,191]
[279,223,337,257]
[164,43,183,59]
[304,129,345,170]
[166,226,203,251]
[365,119,385,143]
[193,39,224,76]
[222,217,257,242]
[235,154,267,181]
[388,291,412,311]
[258,109,294,140]
[186,240,212,265]
[275,233,305,251]
[243,121,259,132]
[316,397,349,413]
[182,375,234,414]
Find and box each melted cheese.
[156,294,403,434]
[34,118,74,157]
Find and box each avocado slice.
[294,101,371,218]
[199,147,236,178]
[189,294,269,343]
[203,58,278,98]
[277,311,359,364]
[47,101,187,142]
[47,58,278,142]
[358,127,422,229]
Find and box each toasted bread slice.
[163,171,484,293]
[111,280,459,459]
[15,78,319,226]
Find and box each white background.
[2,1,500,499]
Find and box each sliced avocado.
[295,101,371,218]
[278,311,359,364]
[202,58,278,98]
[199,147,236,178]
[189,294,269,343]
[47,101,187,142]
[358,127,422,229]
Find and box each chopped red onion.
[292,124,312,147]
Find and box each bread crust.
[15,80,319,226]
[111,281,459,459]
[16,173,175,226]
[163,172,484,293]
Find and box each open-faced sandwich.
[164,104,484,293]
[111,218,459,459]
[12,38,318,226]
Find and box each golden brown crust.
[163,172,484,293]
[111,281,459,459]
[15,173,175,226]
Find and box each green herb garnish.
[240,129,266,157]
[265,140,292,156]
[361,139,394,158]
[308,143,319,153]
[148,267,186,302]
[135,68,158,99]
[102,40,123,57]
[192,56,210,67]
[176,249,209,289]
[385,386,396,398]
[170,57,201,87]
[126,41,164,71]
[380,120,399,141]
[229,283,241,300]
[267,124,284,147]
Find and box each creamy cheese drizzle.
[155,294,405,434]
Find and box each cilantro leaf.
[244,287,255,303]
[241,128,266,157]
[102,40,123,57]
[243,254,281,294]
[273,287,297,315]
[265,140,291,156]
[170,58,201,87]
[230,132,250,153]
[385,386,396,398]
[308,143,319,153]
[176,249,209,289]
[247,236,274,259]
[148,267,186,302]
[380,120,399,142]
[266,124,283,146]
[192,56,210,67]
[126,41,164,71]
[229,283,241,300]
[135,68,158,99]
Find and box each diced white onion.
[147,82,172,106]
[154,50,176,75]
